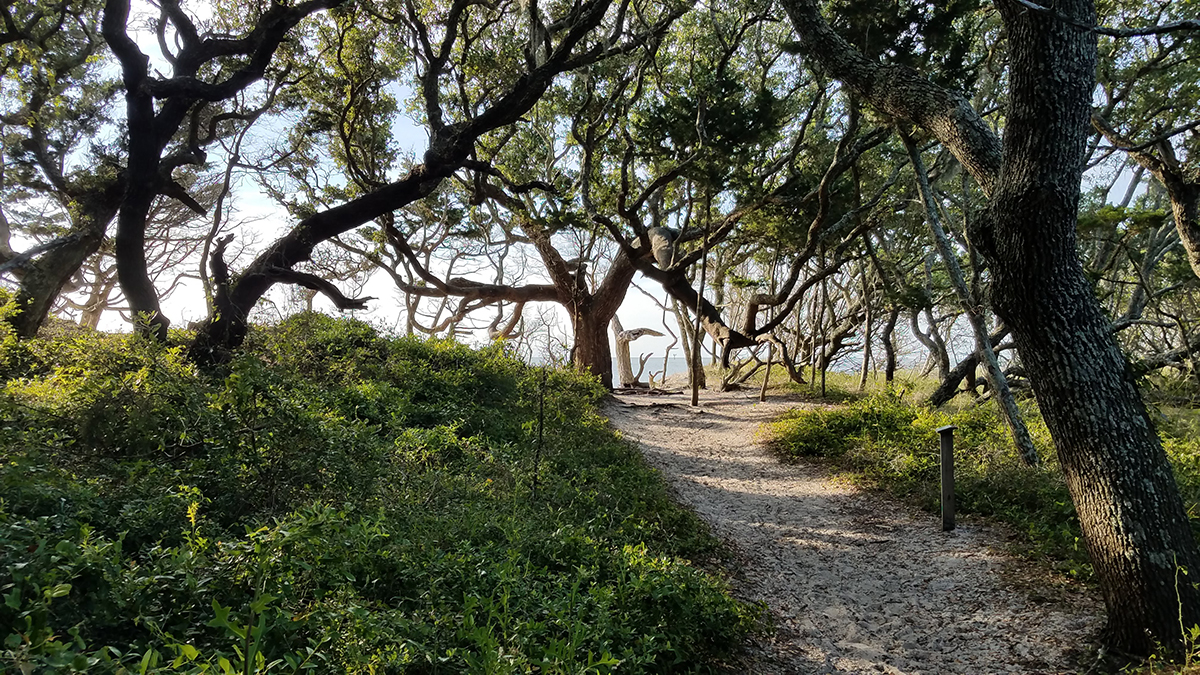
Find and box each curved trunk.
[115,182,168,337]
[5,187,120,337]
[882,306,898,383]
[987,0,1200,653]
[9,233,103,337]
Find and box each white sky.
[58,0,1149,377]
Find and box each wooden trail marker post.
[938,424,957,531]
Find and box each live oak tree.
[0,0,124,337]
[231,0,691,385]
[101,0,366,340]
[781,0,1200,654]
[186,0,687,366]
[1091,0,1200,279]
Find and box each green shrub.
[1,316,756,673]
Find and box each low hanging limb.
[264,267,375,311]
[211,234,374,313]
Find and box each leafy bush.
[1,314,756,673]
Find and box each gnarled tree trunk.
[4,185,121,337]
[986,2,1200,650]
[780,0,1200,653]
[611,315,662,388]
[572,306,614,389]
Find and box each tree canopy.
[5,0,1200,658]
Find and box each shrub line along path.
[604,389,1102,674]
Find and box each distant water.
[614,356,692,382]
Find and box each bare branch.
[1011,0,1200,38]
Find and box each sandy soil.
[604,388,1102,675]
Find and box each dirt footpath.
[604,389,1101,675]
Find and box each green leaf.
[248,593,277,614]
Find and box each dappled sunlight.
[606,389,1101,674]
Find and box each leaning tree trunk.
[3,181,121,337]
[985,0,1200,654]
[8,210,121,338]
[778,0,1200,651]
[9,235,102,337]
[904,132,1039,466]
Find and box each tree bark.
[926,326,1011,407]
[882,306,899,383]
[573,307,614,389]
[781,0,1200,653]
[903,131,1039,466]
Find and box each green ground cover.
[767,386,1200,583]
[0,313,757,674]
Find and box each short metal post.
[937,425,957,532]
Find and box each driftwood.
[612,315,664,388]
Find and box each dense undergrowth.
[0,313,756,674]
[767,388,1200,582]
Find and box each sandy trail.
[604,389,1101,674]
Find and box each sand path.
[604,389,1101,674]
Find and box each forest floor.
[604,388,1103,675]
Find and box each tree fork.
[902,130,1039,466]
